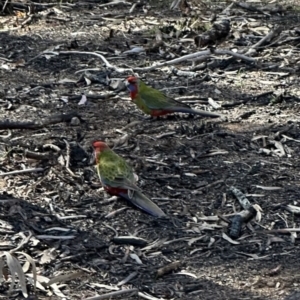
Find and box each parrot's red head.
[93,141,109,164]
[92,141,109,152]
[93,141,109,153]
[126,76,139,100]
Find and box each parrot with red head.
[92,141,165,217]
[126,76,221,118]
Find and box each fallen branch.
[235,2,270,16]
[63,139,80,178]
[35,235,76,239]
[42,51,133,73]
[283,204,300,215]
[246,25,283,55]
[0,168,44,177]
[83,288,138,300]
[134,49,256,71]
[0,112,81,130]
[10,231,33,253]
[98,0,131,7]
[37,49,255,74]
[24,150,50,161]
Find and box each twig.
[235,2,270,16]
[246,25,283,54]
[0,112,81,130]
[24,150,50,161]
[283,205,300,215]
[37,49,255,74]
[263,228,300,234]
[0,129,12,140]
[170,0,181,9]
[83,288,138,300]
[42,51,133,73]
[0,168,44,177]
[117,271,138,286]
[47,271,85,286]
[98,1,131,7]
[138,292,167,300]
[60,251,95,262]
[43,144,61,152]
[2,0,9,12]
[221,1,235,14]
[31,2,58,6]
[63,139,80,178]
[134,49,255,71]
[10,231,33,253]
[230,186,251,210]
[0,56,12,62]
[35,235,76,240]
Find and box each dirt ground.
[1,0,300,299]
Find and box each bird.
[92,141,165,217]
[126,76,221,118]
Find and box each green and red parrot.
[92,141,165,217]
[126,76,221,118]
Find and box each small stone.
[71,117,80,126]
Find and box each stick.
[63,139,80,178]
[2,0,9,12]
[24,150,50,161]
[0,168,44,177]
[235,2,270,16]
[37,49,255,74]
[0,112,81,130]
[42,51,133,73]
[98,1,131,7]
[83,288,138,300]
[246,25,283,54]
[135,49,256,71]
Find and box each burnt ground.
[1,0,300,299]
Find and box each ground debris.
[0,1,299,300]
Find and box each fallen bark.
[0,112,82,130]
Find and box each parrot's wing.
[139,81,190,110]
[119,190,166,217]
[97,152,141,191]
[97,163,141,191]
[100,173,141,192]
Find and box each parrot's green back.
[96,149,136,189]
[136,80,190,112]
[128,76,221,118]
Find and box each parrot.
[92,141,165,217]
[126,76,221,118]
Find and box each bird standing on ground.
[126,76,221,118]
[92,141,165,217]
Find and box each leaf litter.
[0,0,300,299]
